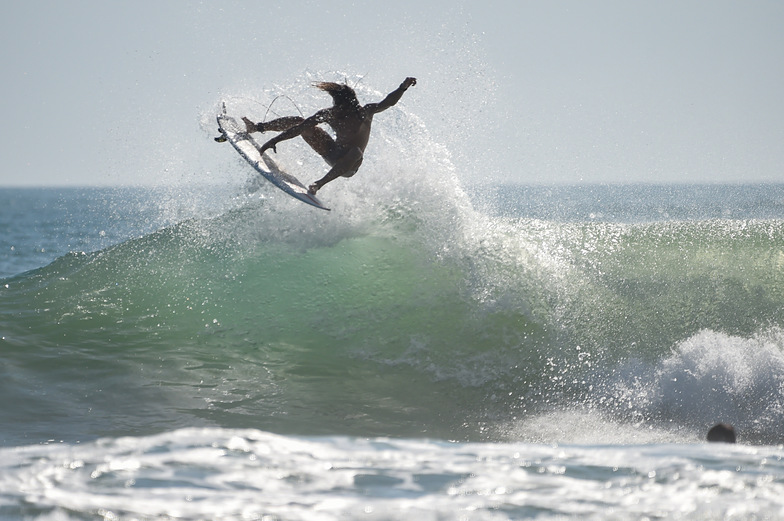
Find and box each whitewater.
[2,79,784,519]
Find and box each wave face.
[3,84,784,446]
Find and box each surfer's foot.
[214,133,227,143]
[242,117,264,133]
[308,183,320,195]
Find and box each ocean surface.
[3,96,784,519]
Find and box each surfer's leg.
[260,116,304,132]
[242,116,336,163]
[301,126,337,162]
[242,116,304,133]
[308,147,363,194]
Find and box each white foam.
[494,409,695,445]
[4,428,784,521]
[607,328,784,443]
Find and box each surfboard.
[215,113,330,211]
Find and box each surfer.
[241,77,417,194]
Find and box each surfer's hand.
[402,77,417,89]
[260,142,277,155]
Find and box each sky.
[1,0,782,186]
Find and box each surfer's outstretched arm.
[366,77,417,114]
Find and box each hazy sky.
[1,1,782,186]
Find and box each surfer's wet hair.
[314,82,361,110]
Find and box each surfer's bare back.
[242,77,417,194]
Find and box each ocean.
[2,96,784,519]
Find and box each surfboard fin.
[214,102,229,141]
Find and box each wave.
[3,84,784,444]
[3,195,784,443]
